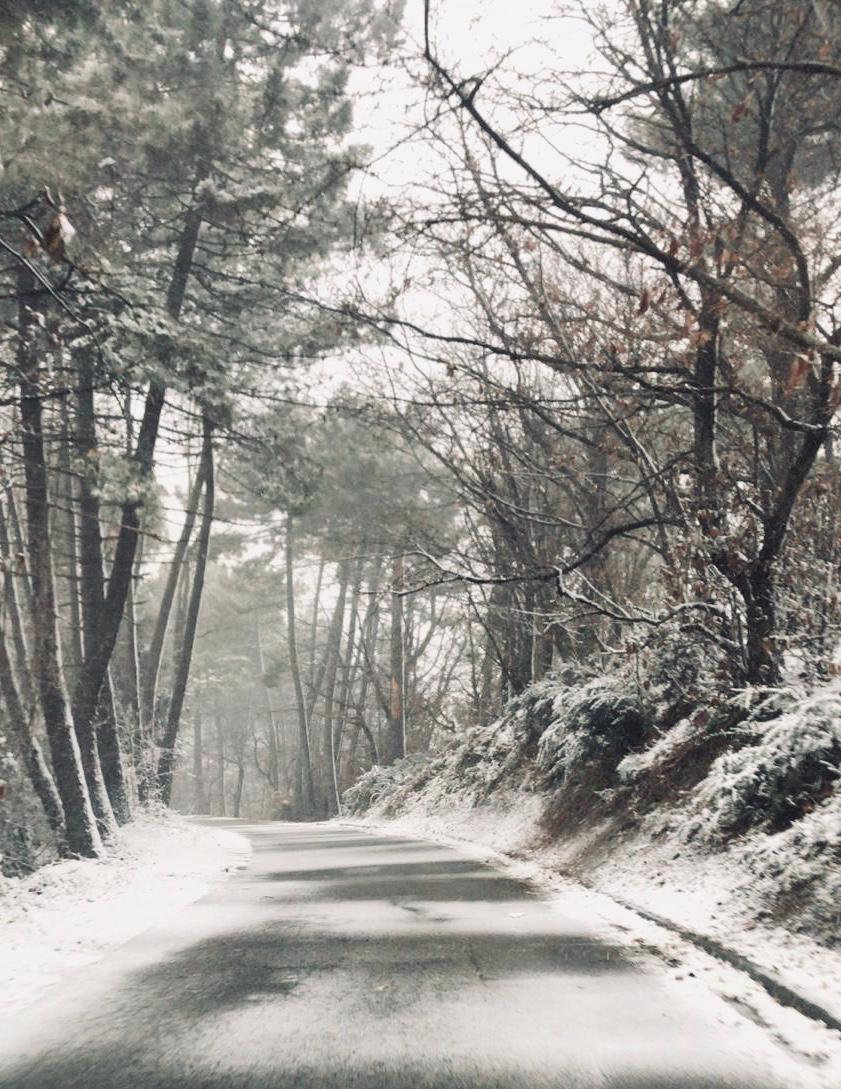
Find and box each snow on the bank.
[347,798,841,1089]
[0,811,250,1016]
[617,715,696,783]
[688,684,841,842]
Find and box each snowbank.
[0,810,250,1016]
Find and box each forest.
[2,0,841,920]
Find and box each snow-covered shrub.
[342,754,431,815]
[479,676,581,784]
[691,685,841,840]
[741,785,841,942]
[615,701,746,797]
[617,717,698,786]
[417,679,585,808]
[637,623,716,728]
[340,679,579,817]
[536,675,647,788]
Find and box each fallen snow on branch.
[0,810,250,1016]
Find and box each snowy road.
[0,821,813,1088]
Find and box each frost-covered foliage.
[342,754,432,815]
[690,685,841,840]
[468,677,570,786]
[743,787,841,941]
[342,681,568,817]
[617,717,699,785]
[536,675,647,788]
[346,670,653,819]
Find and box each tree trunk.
[215,708,226,817]
[5,477,33,611]
[97,675,130,822]
[383,552,405,764]
[744,561,780,685]
[140,465,205,729]
[285,514,316,818]
[335,552,365,793]
[121,545,143,762]
[75,352,128,827]
[70,378,166,798]
[157,415,214,804]
[115,390,144,767]
[307,547,326,692]
[232,762,245,818]
[320,558,350,817]
[0,628,66,845]
[346,566,383,777]
[17,264,102,858]
[58,395,84,681]
[255,615,279,791]
[192,700,205,813]
[0,489,33,699]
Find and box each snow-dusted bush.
[342,754,432,815]
[473,677,575,785]
[742,785,841,940]
[341,678,585,817]
[617,717,698,785]
[691,685,841,840]
[537,675,647,787]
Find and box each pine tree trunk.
[74,352,128,827]
[120,548,143,763]
[384,552,405,764]
[5,476,33,611]
[0,628,66,846]
[192,700,205,813]
[0,489,33,700]
[140,465,205,729]
[117,391,144,765]
[17,264,102,858]
[58,395,84,682]
[346,567,382,777]
[97,673,131,822]
[255,616,279,791]
[307,548,326,692]
[215,709,226,817]
[70,378,166,802]
[157,416,214,804]
[285,515,316,818]
[320,558,350,817]
[334,552,365,794]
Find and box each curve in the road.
[0,822,812,1089]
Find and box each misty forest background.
[3,0,841,874]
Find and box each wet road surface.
[0,821,807,1088]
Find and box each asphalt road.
[0,821,805,1089]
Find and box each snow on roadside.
[344,797,841,1089]
[0,811,250,1016]
[575,823,841,1023]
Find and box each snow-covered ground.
[346,793,841,1089]
[0,810,250,1017]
